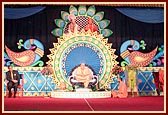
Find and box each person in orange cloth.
[111,76,128,98]
[152,72,160,95]
[60,82,66,90]
[159,69,164,93]
[85,18,98,32]
[68,14,80,33]
[153,70,164,96]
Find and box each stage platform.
[51,89,112,98]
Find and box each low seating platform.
[51,89,111,98]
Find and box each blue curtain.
[5,6,164,23]
[4,6,46,19]
[115,8,164,23]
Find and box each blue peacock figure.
[5,39,44,67]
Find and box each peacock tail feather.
[93,11,104,22]
[98,19,110,29]
[69,5,78,16]
[87,5,96,17]
[51,28,63,37]
[101,29,113,37]
[78,6,87,15]
[54,19,65,28]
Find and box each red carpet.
[3,96,164,112]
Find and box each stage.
[3,96,164,112]
[3,3,165,113]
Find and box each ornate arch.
[48,5,118,91]
[47,30,118,91]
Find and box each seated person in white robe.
[75,63,92,88]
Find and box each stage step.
[51,91,112,98]
[75,88,91,92]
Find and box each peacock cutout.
[120,40,158,67]
[150,45,164,67]
[51,5,113,38]
[5,39,44,67]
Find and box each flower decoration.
[111,65,123,75]
[41,65,53,75]
[125,65,138,71]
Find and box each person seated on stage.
[111,76,128,98]
[60,82,66,90]
[75,63,92,88]
[6,65,20,98]
[68,14,80,33]
[85,18,98,33]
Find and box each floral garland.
[125,65,139,71]
[111,65,124,75]
[41,66,53,75]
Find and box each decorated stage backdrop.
[3,4,164,96]
[3,67,163,96]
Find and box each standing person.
[111,77,128,98]
[159,69,164,93]
[6,65,20,98]
[85,18,98,32]
[68,14,80,33]
[152,70,164,96]
[152,72,160,96]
